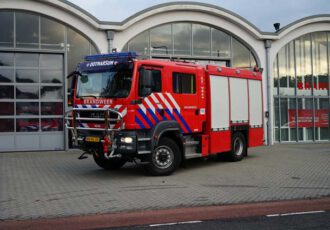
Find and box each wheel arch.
[151,121,184,157]
[231,125,249,149]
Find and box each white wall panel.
[210,75,229,129]
[230,78,248,122]
[40,133,64,150]
[0,135,15,151]
[249,80,263,126]
[15,134,39,151]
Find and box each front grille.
[78,111,119,125]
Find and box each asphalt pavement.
[0,143,329,221]
[112,211,330,230]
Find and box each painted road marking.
[267,210,325,217]
[150,220,202,227]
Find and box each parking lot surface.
[0,143,329,220]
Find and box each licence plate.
[85,136,100,142]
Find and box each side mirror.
[138,67,154,97]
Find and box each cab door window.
[172,72,196,94]
[138,68,161,97]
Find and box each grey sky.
[67,0,330,32]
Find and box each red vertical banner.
[289,109,329,128]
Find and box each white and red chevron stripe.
[134,93,192,133]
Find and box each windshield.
[76,63,133,98]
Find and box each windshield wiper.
[78,95,97,98]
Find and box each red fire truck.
[65,52,264,176]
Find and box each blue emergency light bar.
[84,52,138,62]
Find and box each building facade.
[0,0,329,151]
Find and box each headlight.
[120,137,133,144]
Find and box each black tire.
[93,151,126,170]
[228,132,246,162]
[145,137,181,176]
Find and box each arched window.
[123,22,257,68]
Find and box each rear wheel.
[228,132,246,162]
[145,137,181,176]
[93,151,126,170]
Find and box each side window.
[172,72,196,94]
[138,68,161,97]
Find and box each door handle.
[159,109,165,116]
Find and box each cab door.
[134,65,164,129]
[167,68,206,134]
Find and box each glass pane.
[278,42,295,96]
[0,119,14,132]
[0,69,14,83]
[40,17,65,50]
[41,102,63,115]
[67,28,90,73]
[297,98,314,141]
[16,102,39,115]
[0,11,14,47]
[212,29,230,58]
[193,24,210,56]
[40,54,63,69]
[0,52,14,66]
[172,72,196,94]
[312,32,328,96]
[232,38,250,68]
[16,53,39,67]
[288,98,297,141]
[16,70,39,83]
[41,118,63,131]
[41,70,62,83]
[296,34,312,96]
[16,12,39,48]
[280,128,288,141]
[150,24,172,55]
[274,97,279,127]
[317,98,329,140]
[274,128,279,142]
[273,56,278,95]
[16,85,39,99]
[128,30,149,56]
[280,97,289,141]
[173,23,191,55]
[16,118,39,132]
[0,102,14,115]
[40,86,63,99]
[0,85,14,99]
[280,98,288,127]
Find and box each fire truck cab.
[65,52,263,176]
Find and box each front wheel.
[228,132,246,162]
[145,137,181,176]
[93,151,126,170]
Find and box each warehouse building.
[0,0,329,151]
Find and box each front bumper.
[77,131,138,157]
